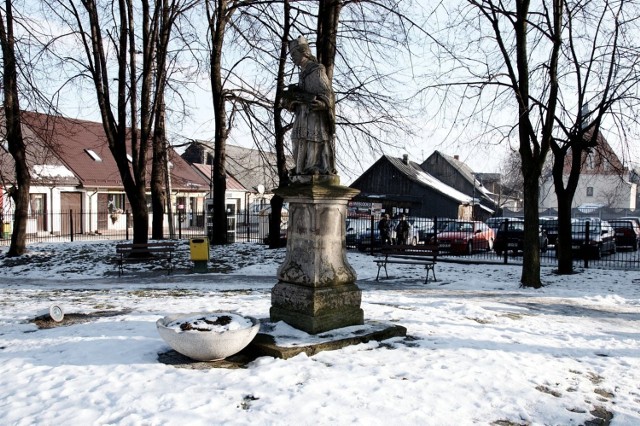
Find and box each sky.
[1,240,639,425]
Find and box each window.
[84,149,102,162]
[586,187,594,197]
[107,194,126,213]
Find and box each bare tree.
[424,0,640,285]
[227,0,427,247]
[149,0,199,239]
[0,0,30,256]
[547,0,640,273]
[498,149,524,212]
[205,0,234,245]
[50,0,197,244]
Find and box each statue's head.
[289,36,315,64]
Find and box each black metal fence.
[347,215,640,271]
[0,209,276,245]
[3,211,639,270]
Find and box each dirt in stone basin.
[178,315,232,331]
[32,309,132,329]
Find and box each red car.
[435,220,495,254]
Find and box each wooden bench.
[115,242,177,276]
[375,244,439,283]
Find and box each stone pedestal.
[270,175,364,334]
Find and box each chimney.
[402,154,409,164]
[454,155,459,160]
[580,103,589,130]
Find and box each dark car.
[562,218,616,259]
[539,217,559,246]
[608,219,640,251]
[493,219,548,255]
[346,218,371,248]
[485,217,507,232]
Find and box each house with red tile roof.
[0,111,230,236]
[539,130,637,214]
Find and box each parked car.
[418,218,455,242]
[434,220,495,255]
[346,218,371,248]
[560,218,616,259]
[607,219,640,251]
[355,228,381,251]
[619,216,640,229]
[485,217,508,231]
[539,216,559,246]
[493,218,548,255]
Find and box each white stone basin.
[156,312,260,361]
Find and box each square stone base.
[271,281,364,334]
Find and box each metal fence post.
[69,210,74,242]
[503,218,509,264]
[125,210,130,240]
[584,221,590,268]
[433,216,438,246]
[370,215,375,256]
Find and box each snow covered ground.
[1,240,639,425]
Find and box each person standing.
[282,36,336,176]
[396,215,410,245]
[378,214,392,245]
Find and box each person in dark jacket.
[396,215,410,245]
[378,214,392,245]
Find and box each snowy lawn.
[0,241,639,425]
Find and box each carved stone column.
[271,175,364,334]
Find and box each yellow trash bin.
[189,237,210,261]
[189,237,209,273]
[2,222,11,239]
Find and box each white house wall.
[30,184,78,235]
[539,174,636,210]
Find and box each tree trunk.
[514,0,543,288]
[555,194,574,274]
[520,166,541,287]
[0,1,29,256]
[151,97,167,240]
[124,183,150,244]
[552,138,583,274]
[316,0,341,80]
[268,0,291,249]
[208,0,229,245]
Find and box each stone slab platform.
[157,320,407,368]
[250,320,407,360]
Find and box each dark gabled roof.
[225,145,283,192]
[387,155,473,203]
[0,113,80,187]
[182,141,293,193]
[425,151,479,188]
[190,163,246,192]
[352,155,472,204]
[422,150,495,202]
[7,111,208,191]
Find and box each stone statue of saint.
[282,36,336,176]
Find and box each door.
[61,192,83,235]
[29,194,47,232]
